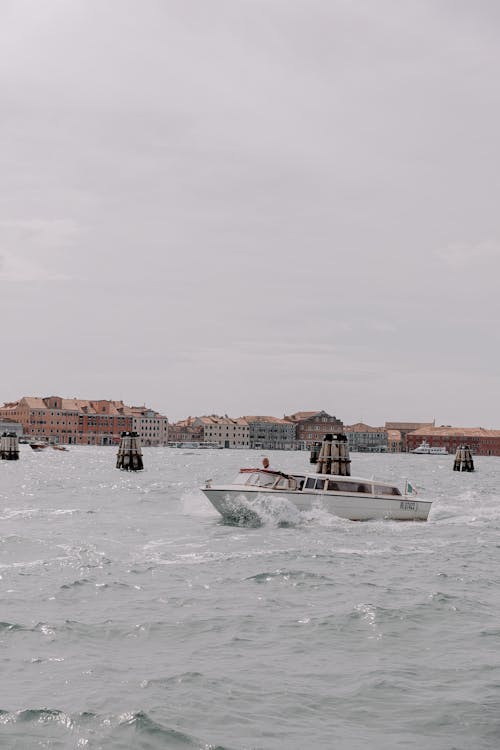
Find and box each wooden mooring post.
[309,441,322,464]
[453,445,474,472]
[316,433,351,476]
[0,432,20,460]
[116,431,143,471]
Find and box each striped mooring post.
[316,433,351,476]
[116,431,143,471]
[0,432,20,460]
[453,444,474,472]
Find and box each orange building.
[0,397,82,444]
[76,399,133,445]
[0,396,166,446]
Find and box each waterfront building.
[194,415,250,448]
[386,429,403,453]
[168,415,250,448]
[285,410,344,448]
[385,421,433,451]
[407,426,500,456]
[168,417,203,444]
[0,396,167,446]
[344,423,387,452]
[0,418,23,437]
[130,406,168,446]
[76,399,133,445]
[244,416,296,450]
[0,396,81,444]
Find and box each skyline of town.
[2,391,500,432]
[3,394,500,455]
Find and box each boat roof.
[239,468,396,485]
[306,473,394,484]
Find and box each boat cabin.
[234,469,401,496]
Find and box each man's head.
[262,457,270,469]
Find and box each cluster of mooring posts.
[316,433,351,476]
[453,445,474,472]
[116,431,144,471]
[0,432,20,460]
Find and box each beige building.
[386,429,403,453]
[195,415,250,448]
[130,406,169,446]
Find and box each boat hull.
[202,486,431,523]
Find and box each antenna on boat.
[316,433,351,476]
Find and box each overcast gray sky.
[1,0,499,426]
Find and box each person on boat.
[262,457,271,470]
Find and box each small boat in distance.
[411,440,448,455]
[202,469,429,523]
[30,441,49,451]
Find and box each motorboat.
[411,440,447,455]
[202,468,431,523]
[29,441,49,451]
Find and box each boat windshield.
[234,470,299,490]
[234,470,277,487]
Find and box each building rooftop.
[286,411,321,421]
[410,426,500,438]
[345,422,384,433]
[244,415,293,425]
[385,421,433,430]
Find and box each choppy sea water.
[1,447,499,750]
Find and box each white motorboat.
[202,468,431,523]
[411,440,447,455]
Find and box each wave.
[0,621,26,632]
[0,708,234,749]
[59,578,133,592]
[142,672,204,688]
[0,507,82,521]
[59,578,92,590]
[216,493,348,529]
[245,569,334,586]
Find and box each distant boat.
[168,441,223,449]
[411,440,448,455]
[52,445,68,451]
[30,442,48,451]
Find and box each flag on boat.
[405,480,418,495]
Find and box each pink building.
[0,396,167,446]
